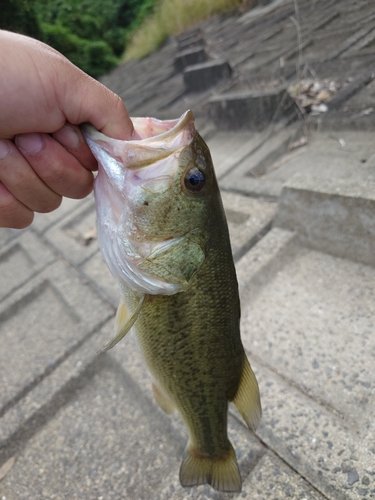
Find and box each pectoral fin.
[138,231,206,290]
[98,294,145,353]
[232,355,262,431]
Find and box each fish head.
[82,111,221,295]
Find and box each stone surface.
[32,197,88,234]
[174,47,208,71]
[242,454,326,500]
[43,198,98,266]
[221,191,276,261]
[206,129,264,179]
[183,59,232,92]
[0,261,113,441]
[236,228,375,500]
[80,250,119,308]
[209,87,297,131]
[0,230,54,303]
[0,332,265,500]
[219,126,294,198]
[275,175,375,266]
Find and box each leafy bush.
[1,0,157,77]
[40,22,118,77]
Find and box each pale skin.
[0,30,135,229]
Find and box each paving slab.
[43,197,98,267]
[0,230,55,303]
[236,228,375,500]
[221,191,276,261]
[0,228,24,247]
[219,126,294,198]
[80,250,119,308]
[220,128,375,199]
[32,197,89,234]
[206,129,264,179]
[0,331,265,500]
[0,260,113,438]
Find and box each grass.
[124,0,251,60]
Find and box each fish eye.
[184,168,205,192]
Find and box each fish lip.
[81,109,195,145]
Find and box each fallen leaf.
[316,89,331,102]
[288,136,308,151]
[0,456,16,482]
[83,228,97,246]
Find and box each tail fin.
[179,444,242,493]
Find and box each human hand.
[0,30,134,229]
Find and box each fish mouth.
[81,110,195,171]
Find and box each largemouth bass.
[83,110,261,493]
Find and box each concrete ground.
[1,0,375,499]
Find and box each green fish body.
[83,111,261,492]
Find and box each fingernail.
[53,125,80,149]
[16,133,44,154]
[0,139,10,160]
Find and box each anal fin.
[232,354,262,431]
[98,293,145,353]
[152,382,175,414]
[179,443,241,493]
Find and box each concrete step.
[275,174,375,267]
[237,227,375,500]
[183,59,232,92]
[174,46,208,71]
[208,86,297,130]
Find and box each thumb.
[61,69,134,140]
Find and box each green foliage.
[40,23,118,78]
[1,0,157,77]
[0,0,43,39]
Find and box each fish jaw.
[82,111,207,295]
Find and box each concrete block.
[1,331,265,499]
[0,260,113,424]
[252,360,375,500]
[0,227,24,246]
[32,197,88,234]
[0,229,55,303]
[183,59,232,92]
[208,87,297,131]
[174,47,208,71]
[221,191,276,261]
[236,229,375,499]
[218,126,293,198]
[242,453,326,499]
[81,250,120,307]
[275,174,375,266]
[206,129,264,179]
[44,197,98,266]
[177,30,205,51]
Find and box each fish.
[82,110,261,493]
